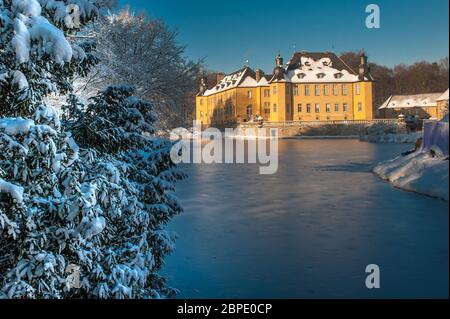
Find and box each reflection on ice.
[164,139,449,299]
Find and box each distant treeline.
[340,52,449,107]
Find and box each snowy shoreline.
[373,152,449,201]
[373,120,449,201]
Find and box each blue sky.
[120,0,449,74]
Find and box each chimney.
[216,73,225,84]
[255,69,264,82]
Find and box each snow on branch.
[0,178,24,204]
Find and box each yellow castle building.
[196,51,374,125]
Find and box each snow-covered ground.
[374,152,449,201]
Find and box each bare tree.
[78,8,203,130]
[340,51,449,110]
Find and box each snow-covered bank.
[360,132,422,143]
[374,120,449,201]
[374,152,449,200]
[360,121,422,143]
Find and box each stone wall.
[234,120,407,138]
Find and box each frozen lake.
[164,139,449,298]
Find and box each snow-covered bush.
[62,85,186,297]
[360,121,419,143]
[367,122,398,136]
[0,0,99,117]
[63,85,157,153]
[1,0,183,299]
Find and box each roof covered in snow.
[256,75,272,87]
[285,52,370,83]
[436,89,449,102]
[287,52,355,73]
[379,93,443,109]
[199,51,372,96]
[202,67,256,96]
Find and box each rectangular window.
[264,102,270,114]
[355,83,361,95]
[358,102,363,112]
[273,86,277,95]
[342,84,347,96]
[200,99,204,106]
[343,103,349,112]
[315,84,320,96]
[297,104,302,113]
[248,91,252,99]
[334,103,339,112]
[326,103,331,113]
[306,104,311,113]
[273,104,277,113]
[305,85,310,96]
[324,85,329,96]
[333,84,339,96]
[315,103,320,113]
[293,85,299,96]
[264,89,270,98]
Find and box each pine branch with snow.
[0,0,99,117]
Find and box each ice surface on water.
[164,140,449,299]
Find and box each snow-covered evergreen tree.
[62,85,185,298]
[1,0,183,299]
[0,0,99,117]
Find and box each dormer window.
[322,61,329,66]
[334,72,344,79]
[297,73,306,79]
[317,73,326,79]
[304,61,311,66]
